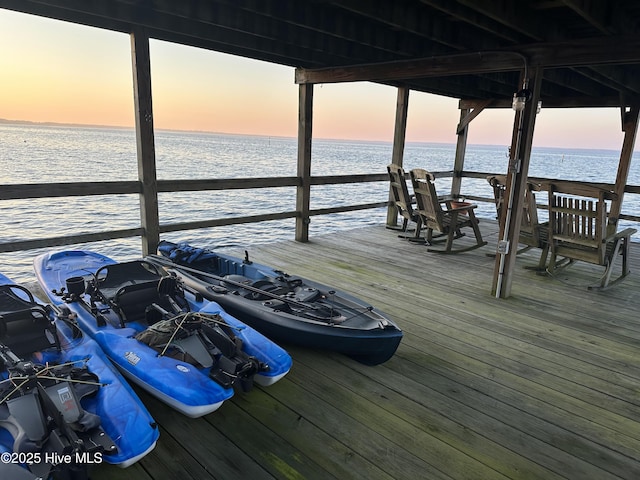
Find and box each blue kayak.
[33,250,292,418]
[0,272,158,479]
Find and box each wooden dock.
[89,221,640,480]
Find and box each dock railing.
[1,171,638,253]
[0,173,387,253]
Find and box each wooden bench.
[547,183,637,289]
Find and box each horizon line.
[0,117,624,152]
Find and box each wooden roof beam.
[332,0,515,48]
[460,0,638,97]
[418,0,538,43]
[571,65,640,97]
[560,0,623,35]
[145,0,425,61]
[2,0,410,67]
[459,96,626,109]
[454,0,549,41]
[295,35,640,85]
[330,2,628,101]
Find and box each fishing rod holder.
[65,276,86,297]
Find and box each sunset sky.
[0,8,628,150]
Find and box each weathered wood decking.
[88,221,640,480]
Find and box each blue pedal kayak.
[0,272,158,479]
[33,250,292,418]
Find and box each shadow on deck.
[91,221,640,480]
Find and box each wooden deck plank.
[63,221,640,479]
[237,372,453,480]
[210,383,387,480]
[219,224,638,476]
[287,345,565,480]
[139,392,280,480]
[201,398,331,480]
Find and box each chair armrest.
[614,227,637,239]
[448,205,478,214]
[603,227,637,243]
[437,194,457,203]
[448,201,477,212]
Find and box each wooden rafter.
[296,34,640,85]
[560,0,616,34]
[3,0,639,103]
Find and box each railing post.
[296,83,313,242]
[130,28,159,256]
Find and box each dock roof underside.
[2,0,640,107]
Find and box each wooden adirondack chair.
[547,183,637,289]
[409,168,487,253]
[487,175,549,270]
[387,164,423,241]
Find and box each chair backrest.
[95,261,162,299]
[548,184,607,265]
[487,175,543,248]
[94,261,173,324]
[409,168,445,231]
[387,164,414,222]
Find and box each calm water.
[1,123,639,283]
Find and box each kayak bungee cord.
[157,311,190,358]
[151,254,382,323]
[190,311,244,331]
[0,358,104,404]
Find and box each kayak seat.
[95,261,162,299]
[222,275,252,287]
[94,261,183,325]
[0,374,114,479]
[113,281,162,323]
[247,280,291,301]
[0,392,48,453]
[0,285,57,358]
[292,286,321,303]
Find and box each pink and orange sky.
[0,8,628,150]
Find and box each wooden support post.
[492,67,543,298]
[452,100,492,196]
[608,104,639,235]
[296,83,313,242]
[387,86,410,227]
[451,108,470,197]
[130,28,159,256]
